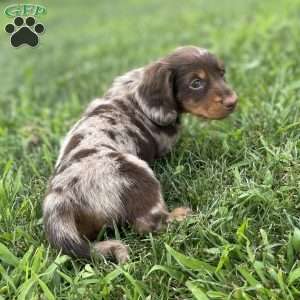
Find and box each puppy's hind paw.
[94,240,129,264]
[167,207,192,222]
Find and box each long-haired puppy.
[43,46,237,263]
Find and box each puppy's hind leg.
[43,190,129,263]
[117,154,190,234]
[93,240,129,264]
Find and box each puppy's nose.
[223,92,237,109]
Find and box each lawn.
[0,0,300,299]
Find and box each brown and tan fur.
[43,46,237,263]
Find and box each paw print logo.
[5,16,45,47]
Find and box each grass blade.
[165,244,216,272]
[288,268,300,286]
[186,281,209,300]
[146,265,184,281]
[0,242,18,267]
[237,266,261,287]
[36,277,55,300]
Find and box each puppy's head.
[137,46,237,125]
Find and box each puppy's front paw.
[167,207,192,222]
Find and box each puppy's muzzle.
[223,92,238,111]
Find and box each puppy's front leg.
[167,207,192,222]
[133,206,192,234]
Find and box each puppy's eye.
[190,79,205,90]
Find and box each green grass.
[0,0,300,298]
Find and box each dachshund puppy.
[43,46,237,263]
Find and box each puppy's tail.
[43,193,129,263]
[43,194,90,258]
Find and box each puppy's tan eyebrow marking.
[197,70,206,79]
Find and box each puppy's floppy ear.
[137,62,177,126]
